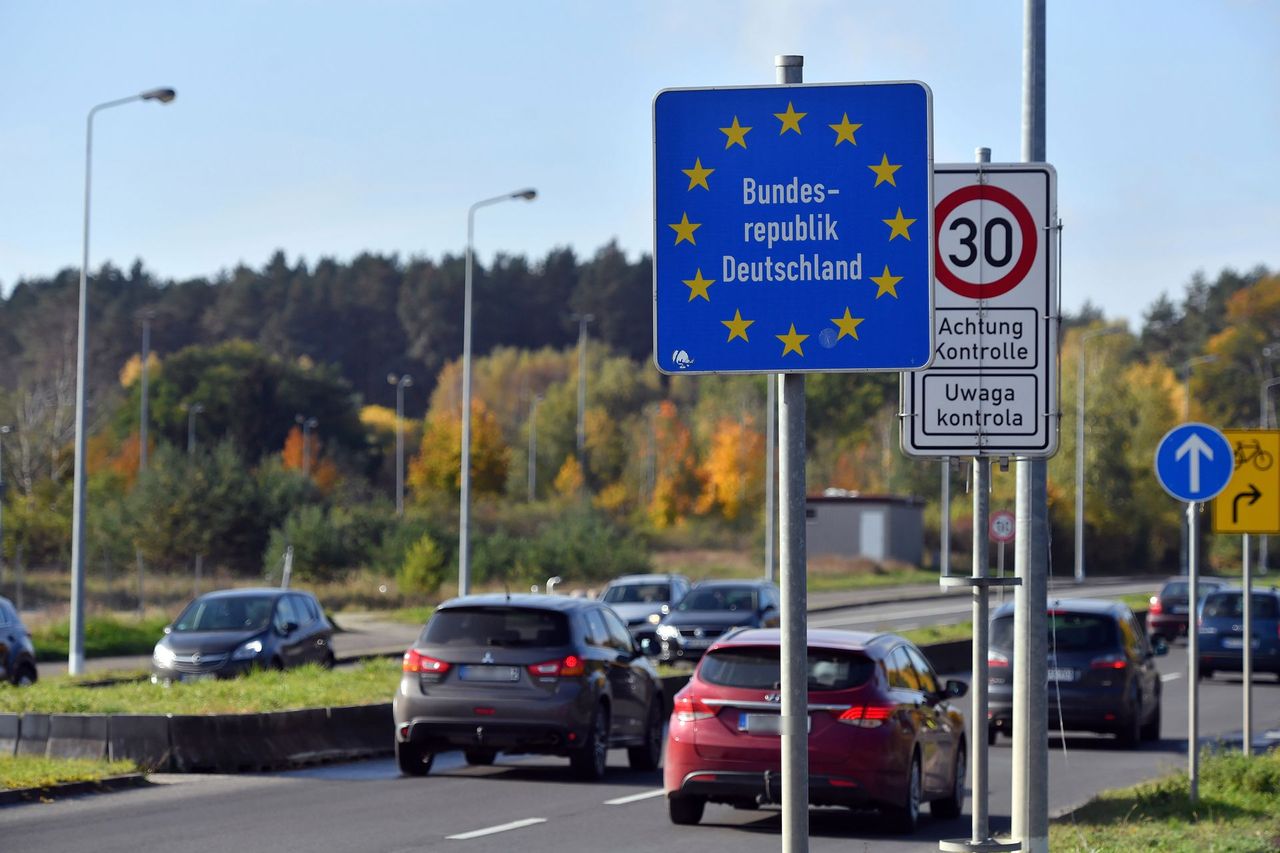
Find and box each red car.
[663,628,968,833]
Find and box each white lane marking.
[604,788,666,806]
[1161,673,1181,682]
[447,818,546,840]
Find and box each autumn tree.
[408,398,508,499]
[696,416,764,522]
[648,401,704,528]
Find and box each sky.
[1,1,1276,327]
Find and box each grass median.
[1050,748,1280,852]
[0,756,138,791]
[0,659,401,715]
[30,614,172,662]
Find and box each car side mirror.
[1152,637,1169,657]
[944,679,968,699]
[640,637,660,658]
[279,621,299,635]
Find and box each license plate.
[1171,605,1188,614]
[1222,638,1248,649]
[1047,668,1076,682]
[459,665,520,683]
[682,638,713,649]
[738,713,811,734]
[179,672,214,682]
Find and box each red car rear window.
[699,646,875,691]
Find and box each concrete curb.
[0,774,149,806]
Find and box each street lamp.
[528,393,542,502]
[1180,354,1220,420]
[0,425,11,582]
[387,374,413,515]
[295,415,319,474]
[185,402,205,454]
[68,86,176,675]
[459,188,537,596]
[1074,325,1125,583]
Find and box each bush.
[398,534,447,597]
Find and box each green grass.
[1050,748,1280,852]
[806,566,941,592]
[897,622,974,645]
[378,605,435,626]
[0,660,400,715]
[0,756,139,791]
[31,614,172,662]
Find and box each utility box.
[805,491,925,565]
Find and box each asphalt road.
[5,645,1277,853]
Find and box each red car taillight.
[673,694,715,722]
[1149,596,1163,615]
[1090,653,1127,670]
[834,704,895,728]
[403,649,450,682]
[527,654,585,677]
[988,650,1010,668]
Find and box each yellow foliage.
[118,351,161,388]
[408,399,508,498]
[361,404,421,446]
[695,416,764,521]
[554,455,585,499]
[282,426,305,471]
[593,481,632,515]
[648,401,704,528]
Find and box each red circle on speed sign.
[934,183,1038,300]
[989,510,1015,543]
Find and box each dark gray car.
[652,580,781,663]
[393,594,665,779]
[599,573,691,648]
[151,588,334,682]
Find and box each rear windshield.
[174,596,274,632]
[698,646,875,691]
[422,607,571,647]
[1161,580,1223,599]
[991,612,1119,652]
[602,583,671,604]
[678,586,757,612]
[1203,593,1279,620]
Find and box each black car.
[0,596,37,686]
[392,594,665,780]
[599,573,691,647]
[651,579,781,663]
[1198,587,1280,679]
[988,598,1166,746]
[1146,576,1228,642]
[151,588,334,683]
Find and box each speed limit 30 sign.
[902,164,1058,457]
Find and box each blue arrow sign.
[1154,422,1233,502]
[652,82,933,374]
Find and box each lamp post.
[68,87,176,676]
[0,425,11,584]
[185,403,204,454]
[528,394,542,502]
[387,374,413,516]
[1074,325,1125,583]
[295,415,318,474]
[138,312,154,472]
[572,313,594,475]
[459,188,537,596]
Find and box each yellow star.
[868,153,901,187]
[683,269,715,302]
[831,308,864,341]
[720,116,752,149]
[722,309,754,342]
[776,324,809,357]
[774,101,807,135]
[682,158,714,191]
[669,213,701,245]
[829,113,862,146]
[871,265,903,298]
[883,207,916,241]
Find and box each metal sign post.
[1243,532,1253,756]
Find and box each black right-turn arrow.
[1233,483,1263,523]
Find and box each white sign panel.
[902,164,1058,457]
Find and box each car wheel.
[270,657,285,671]
[321,651,336,670]
[931,741,965,819]
[396,740,434,777]
[986,724,998,746]
[1199,665,1214,680]
[1140,699,1161,742]
[464,749,496,766]
[886,751,922,834]
[570,704,610,780]
[628,700,663,771]
[14,663,37,687]
[668,793,706,825]
[1116,692,1143,748]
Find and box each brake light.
[527,654,585,678]
[673,694,715,722]
[988,650,1009,668]
[403,649,450,681]
[835,705,894,728]
[1149,597,1163,615]
[1090,653,1127,670]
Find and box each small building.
[805,491,925,565]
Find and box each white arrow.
[1175,433,1213,493]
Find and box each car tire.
[1140,699,1161,742]
[1199,665,1214,681]
[321,651,336,670]
[570,704,610,781]
[396,740,434,777]
[931,741,965,819]
[464,749,496,766]
[628,700,663,771]
[13,663,37,687]
[668,793,706,825]
[1116,692,1143,748]
[886,751,922,834]
[986,724,998,746]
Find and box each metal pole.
[766,378,776,582]
[1013,2,1049,849]
[188,407,197,455]
[774,52,808,853]
[139,315,151,472]
[528,395,540,502]
[396,382,404,515]
[1187,501,1200,801]
[1243,532,1252,757]
[940,458,951,577]
[575,314,593,474]
[1074,337,1086,583]
[0,427,8,587]
[971,459,991,844]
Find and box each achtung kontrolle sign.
[652,82,933,375]
[902,164,1059,457]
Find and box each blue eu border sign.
[653,82,933,375]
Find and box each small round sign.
[934,183,1038,300]
[1153,422,1233,502]
[989,510,1015,543]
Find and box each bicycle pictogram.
[1234,438,1274,471]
